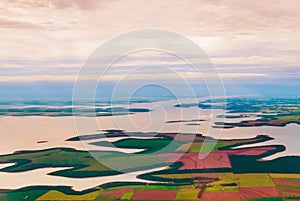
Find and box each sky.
[0,0,299,98]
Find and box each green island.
[0,106,150,117]
[175,97,300,128]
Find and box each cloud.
[0,71,271,83]
[0,0,299,83]
[0,17,39,28]
[0,75,76,82]
[2,0,102,10]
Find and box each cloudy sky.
[0,0,299,97]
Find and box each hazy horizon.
[1,0,299,100]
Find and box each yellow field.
[216,173,275,187]
[36,190,100,200]
[175,188,199,200]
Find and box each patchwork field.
[0,128,299,201]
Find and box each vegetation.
[1,97,300,200]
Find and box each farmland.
[0,129,299,200]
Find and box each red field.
[131,190,177,200]
[268,119,287,125]
[160,152,231,170]
[100,188,134,198]
[159,146,275,170]
[224,146,276,156]
[288,179,300,186]
[278,188,300,197]
[273,178,294,186]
